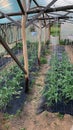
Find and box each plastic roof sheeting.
[0,16,22,24]
[0,0,73,24]
[0,0,21,13]
[30,0,73,8]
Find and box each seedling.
[20,128,26,130]
[57,113,64,120]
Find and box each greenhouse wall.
[60,22,73,40]
[50,35,59,45]
[26,26,46,42]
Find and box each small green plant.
[57,113,64,120]
[60,40,65,45]
[43,52,73,106]
[0,65,24,110]
[20,128,26,130]
[16,109,22,117]
[4,113,14,120]
[0,41,38,110]
[4,124,10,130]
[40,57,47,64]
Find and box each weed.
[57,113,64,120]
[16,109,22,117]
[4,114,14,120]
[20,128,26,130]
[4,124,9,130]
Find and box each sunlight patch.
[0,0,12,10]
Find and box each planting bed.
[0,42,39,114]
[0,43,23,69]
[39,45,73,115]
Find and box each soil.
[65,45,73,64]
[0,45,73,130]
[0,50,22,69]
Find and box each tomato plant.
[44,52,73,106]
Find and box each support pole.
[0,35,27,74]
[21,0,29,93]
[46,27,49,41]
[59,24,61,42]
[38,20,42,65]
[44,27,46,46]
[48,24,50,41]
[27,0,31,10]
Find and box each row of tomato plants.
[0,41,38,111]
[43,52,73,106]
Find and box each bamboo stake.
[38,20,42,65]
[21,0,29,92]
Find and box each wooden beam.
[43,13,46,26]
[17,0,25,14]
[0,35,27,74]
[33,0,39,7]
[0,12,22,19]
[26,0,58,27]
[0,5,73,19]
[27,16,71,21]
[0,11,21,27]
[32,23,40,28]
[27,5,73,14]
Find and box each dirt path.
[1,46,73,130]
[65,45,73,64]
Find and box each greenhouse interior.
[0,0,73,130]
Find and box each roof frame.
[0,5,73,19]
[16,0,25,14]
[26,0,58,27]
[0,1,73,27]
[0,11,21,27]
[33,0,39,7]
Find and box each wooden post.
[59,24,61,42]
[27,0,31,10]
[38,20,41,65]
[46,27,49,41]
[14,26,17,45]
[21,0,29,93]
[48,24,50,41]
[44,27,46,46]
[16,27,18,45]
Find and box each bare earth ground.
[65,45,73,64]
[0,45,73,130]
